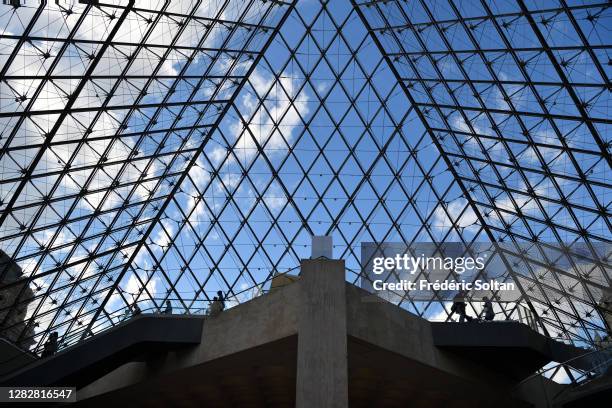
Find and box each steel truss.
[0,0,609,352]
[353,0,611,345]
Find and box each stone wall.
[0,250,35,349]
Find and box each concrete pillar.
[296,259,348,408]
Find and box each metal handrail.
[360,274,546,333]
[424,299,542,333]
[550,350,612,403]
[517,345,610,385]
[513,344,612,405]
[46,266,301,353]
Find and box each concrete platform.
[0,259,597,407]
[0,338,36,377]
[1,314,203,388]
[431,321,588,379]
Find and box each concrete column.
[296,259,348,408]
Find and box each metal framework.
[0,0,609,353]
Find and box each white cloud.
[209,145,228,166]
[218,69,310,166]
[432,198,479,235]
[262,183,287,212]
[108,272,160,312]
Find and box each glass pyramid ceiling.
[0,0,609,352]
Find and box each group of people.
[451,292,495,322]
[123,290,226,319]
[41,291,227,359]
[122,303,141,320]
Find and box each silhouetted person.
[163,300,172,314]
[483,296,494,321]
[41,332,58,358]
[217,290,225,311]
[209,296,222,317]
[452,292,472,323]
[132,304,142,316]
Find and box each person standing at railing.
[132,303,142,316]
[41,331,58,358]
[451,292,473,323]
[163,300,172,315]
[217,290,225,311]
[482,296,494,321]
[209,296,222,317]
